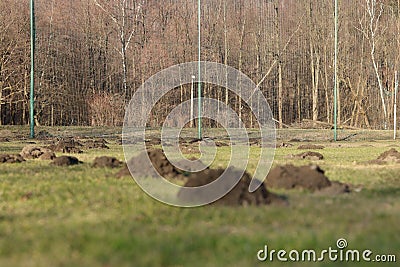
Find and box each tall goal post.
[333,0,339,142]
[30,0,35,138]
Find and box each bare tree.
[93,0,144,100]
[359,0,388,128]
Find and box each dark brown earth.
[178,167,286,206]
[48,139,83,154]
[92,156,122,168]
[119,148,285,206]
[51,156,82,166]
[278,142,294,148]
[20,145,56,160]
[35,130,53,140]
[266,164,350,194]
[0,137,10,142]
[82,139,109,149]
[0,154,25,163]
[124,149,184,179]
[286,151,324,160]
[298,144,325,150]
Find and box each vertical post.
[30,0,35,138]
[190,75,195,128]
[198,0,202,139]
[394,71,398,140]
[333,0,338,141]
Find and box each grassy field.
[0,126,399,267]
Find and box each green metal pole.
[197,0,202,140]
[333,0,338,141]
[30,0,35,138]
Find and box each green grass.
[0,127,399,267]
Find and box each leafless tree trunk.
[361,0,388,128]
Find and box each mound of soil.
[178,167,286,206]
[365,148,400,165]
[48,138,83,154]
[83,139,109,149]
[175,158,208,173]
[51,156,82,166]
[266,164,331,191]
[377,148,400,163]
[316,181,351,195]
[116,164,130,178]
[119,149,286,206]
[35,130,53,140]
[145,138,161,146]
[298,144,325,150]
[116,152,208,178]
[179,144,200,155]
[278,142,294,148]
[287,151,324,160]
[92,156,122,168]
[0,154,25,163]
[126,149,184,179]
[20,145,56,160]
[266,164,350,194]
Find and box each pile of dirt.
[278,142,294,148]
[123,149,184,179]
[178,167,286,206]
[116,152,208,178]
[377,148,400,163]
[20,145,56,160]
[179,143,200,155]
[48,138,83,154]
[0,154,25,163]
[119,148,285,206]
[82,139,109,149]
[92,156,122,168]
[266,164,349,194]
[365,148,400,165]
[298,144,325,150]
[145,138,161,146]
[286,151,324,160]
[35,130,53,140]
[51,156,82,166]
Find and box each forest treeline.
[1,0,400,128]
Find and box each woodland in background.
[1,0,400,129]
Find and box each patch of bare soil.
[178,168,287,206]
[35,130,53,140]
[286,151,324,160]
[82,139,109,149]
[48,138,83,153]
[365,148,400,164]
[315,181,351,195]
[0,154,25,163]
[266,164,350,194]
[278,142,294,148]
[51,156,82,166]
[92,156,122,168]
[179,143,200,155]
[120,148,286,206]
[20,145,56,160]
[377,148,400,163]
[298,144,325,150]
[117,149,182,178]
